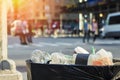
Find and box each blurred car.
[100,12,120,39]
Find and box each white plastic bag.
[64,55,74,64]
[50,52,67,64]
[31,50,51,63]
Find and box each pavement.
[16,62,27,80]
[22,72,27,80]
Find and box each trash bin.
[26,58,120,80]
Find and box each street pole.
[0,0,22,80]
[0,0,7,60]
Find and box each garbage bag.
[26,59,120,80]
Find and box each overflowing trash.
[31,50,74,64]
[30,46,115,66]
[27,46,120,80]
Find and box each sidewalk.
[22,72,27,80]
[14,60,27,80]
[17,66,27,80]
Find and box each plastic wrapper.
[50,52,74,64]
[87,49,113,66]
[31,51,74,65]
[50,52,67,64]
[30,50,51,63]
[64,55,74,64]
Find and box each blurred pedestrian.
[83,19,90,43]
[11,19,28,45]
[92,19,98,42]
[19,19,28,45]
[26,20,33,44]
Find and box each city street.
[0,0,118,80]
[8,36,120,80]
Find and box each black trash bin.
[26,59,120,80]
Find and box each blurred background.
[7,0,120,38]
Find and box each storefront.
[62,0,120,35]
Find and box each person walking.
[11,19,28,45]
[19,20,28,45]
[83,19,90,43]
[92,18,98,42]
[26,20,33,44]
